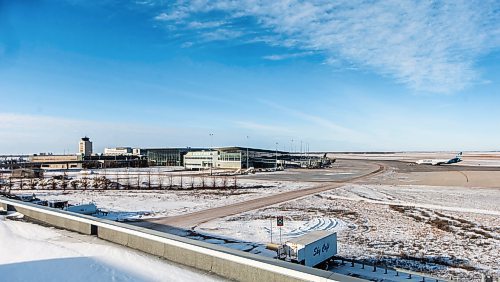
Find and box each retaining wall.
[0,197,365,282]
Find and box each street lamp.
[209,133,214,175]
[300,140,303,158]
[275,142,278,170]
[246,136,249,169]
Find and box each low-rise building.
[184,150,217,170]
[132,148,142,156]
[104,147,133,156]
[30,155,83,170]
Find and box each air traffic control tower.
[79,136,93,156]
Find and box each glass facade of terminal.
[218,151,241,162]
[143,147,289,168]
[218,147,287,169]
[145,148,194,166]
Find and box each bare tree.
[222,176,228,189]
[147,169,152,189]
[61,178,68,191]
[7,177,13,194]
[233,176,238,189]
[70,180,78,190]
[200,174,206,188]
[212,175,217,189]
[115,171,119,189]
[51,178,57,190]
[81,177,88,190]
[104,176,110,190]
[190,175,195,189]
[134,172,139,190]
[168,173,173,189]
[92,177,99,190]
[40,178,48,190]
[157,168,163,190]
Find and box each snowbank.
[0,218,223,282]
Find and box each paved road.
[139,160,385,230]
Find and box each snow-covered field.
[197,184,500,281]
[0,215,223,282]
[14,178,314,222]
[2,167,314,221]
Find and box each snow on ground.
[14,178,314,221]
[325,184,500,215]
[0,216,224,282]
[198,215,349,245]
[197,184,500,281]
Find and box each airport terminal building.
[142,148,206,166]
[184,147,288,170]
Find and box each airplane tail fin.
[456,152,463,159]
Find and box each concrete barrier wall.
[0,197,366,282]
[13,205,93,234]
[98,225,305,282]
[1,199,96,235]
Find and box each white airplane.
[416,152,463,165]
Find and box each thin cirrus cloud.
[151,0,500,93]
[263,51,314,61]
[257,99,368,142]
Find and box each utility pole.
[209,133,214,175]
[300,140,303,158]
[270,217,273,244]
[246,136,249,169]
[275,142,278,170]
[306,143,309,160]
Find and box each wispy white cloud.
[187,20,226,29]
[202,28,243,41]
[151,0,500,93]
[263,51,314,61]
[154,10,189,21]
[180,41,193,48]
[258,99,368,142]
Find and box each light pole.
[246,136,249,169]
[306,142,309,160]
[209,133,214,175]
[275,142,278,170]
[300,140,303,158]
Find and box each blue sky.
[1,0,500,154]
